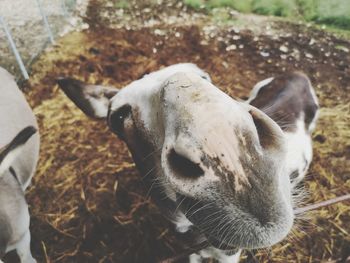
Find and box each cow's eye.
[108,104,132,139]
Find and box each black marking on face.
[108,104,132,140]
[302,154,309,172]
[9,167,22,187]
[0,126,37,165]
[290,170,299,181]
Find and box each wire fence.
[0,0,80,80]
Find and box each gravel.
[0,0,89,79]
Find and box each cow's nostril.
[168,149,204,179]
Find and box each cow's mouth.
[175,192,293,250]
[175,194,239,250]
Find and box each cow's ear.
[57,78,119,119]
[248,107,285,152]
[0,126,37,175]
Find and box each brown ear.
[0,126,37,175]
[248,107,285,151]
[57,78,118,119]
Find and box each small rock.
[222,61,229,68]
[291,49,300,60]
[260,51,270,57]
[154,29,165,36]
[226,44,237,51]
[279,45,289,53]
[232,35,241,40]
[305,53,313,59]
[280,54,287,59]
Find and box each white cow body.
[0,67,39,263]
[0,68,39,189]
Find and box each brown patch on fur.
[250,72,318,132]
[200,152,250,193]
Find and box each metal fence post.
[35,0,55,44]
[0,16,29,80]
[61,0,69,17]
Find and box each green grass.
[184,0,252,12]
[184,0,350,30]
[114,0,129,9]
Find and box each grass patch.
[312,16,350,30]
[184,0,252,12]
[184,0,350,30]
[114,0,129,9]
[252,0,297,17]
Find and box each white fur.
[246,77,274,104]
[109,64,211,142]
[87,96,111,118]
[6,230,36,263]
[0,67,39,189]
[308,109,319,133]
[285,116,313,186]
[0,146,23,176]
[0,67,38,262]
[174,212,193,233]
[191,247,241,263]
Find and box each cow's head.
[57,63,294,250]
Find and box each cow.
[0,67,39,263]
[57,63,318,262]
[247,72,319,187]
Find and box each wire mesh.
[0,0,78,80]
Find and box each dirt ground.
[4,0,349,262]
